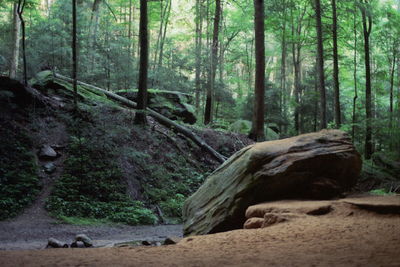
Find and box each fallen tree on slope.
[53,73,226,163]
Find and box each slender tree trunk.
[359,1,373,159]
[128,0,132,55]
[17,0,27,86]
[332,0,341,128]
[352,3,358,141]
[195,0,203,114]
[315,0,327,129]
[9,3,21,79]
[158,0,171,68]
[72,0,78,108]
[280,1,287,134]
[249,0,265,141]
[204,0,221,125]
[153,0,164,68]
[134,0,149,125]
[389,52,396,129]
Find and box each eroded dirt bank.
[0,195,399,266]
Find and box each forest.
[0,0,400,265]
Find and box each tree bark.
[9,3,21,79]
[249,0,265,141]
[331,0,341,128]
[315,0,327,129]
[359,0,373,159]
[135,0,149,125]
[204,0,221,125]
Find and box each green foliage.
[0,122,40,220]
[369,189,396,196]
[46,114,157,225]
[138,153,209,221]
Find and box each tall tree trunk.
[352,2,358,141]
[9,3,21,79]
[359,1,373,159]
[280,0,287,134]
[17,0,27,86]
[249,0,265,141]
[134,0,149,125]
[389,51,397,144]
[72,0,78,108]
[204,0,221,125]
[128,0,133,55]
[315,0,327,129]
[158,0,171,68]
[332,0,341,128]
[195,0,204,114]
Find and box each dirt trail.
[1,195,399,266]
[0,115,183,251]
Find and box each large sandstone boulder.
[183,130,362,236]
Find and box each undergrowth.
[45,112,158,225]
[0,120,40,220]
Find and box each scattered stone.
[154,242,162,247]
[46,238,68,248]
[183,130,362,236]
[71,241,85,248]
[141,240,152,246]
[243,217,264,229]
[75,234,93,247]
[43,162,56,173]
[163,236,182,245]
[38,145,58,160]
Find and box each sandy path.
[1,196,399,266]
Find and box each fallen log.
[54,73,226,163]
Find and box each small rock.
[141,240,152,246]
[164,236,182,245]
[38,145,58,159]
[44,162,56,173]
[243,217,264,229]
[75,234,93,247]
[71,241,86,248]
[46,238,68,248]
[154,242,162,247]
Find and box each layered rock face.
[183,130,362,236]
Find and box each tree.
[358,0,373,159]
[9,2,20,79]
[72,0,78,108]
[204,0,221,125]
[16,0,27,85]
[249,0,265,141]
[134,0,149,125]
[332,0,341,128]
[314,0,327,129]
[195,0,204,114]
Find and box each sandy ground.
[0,195,399,266]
